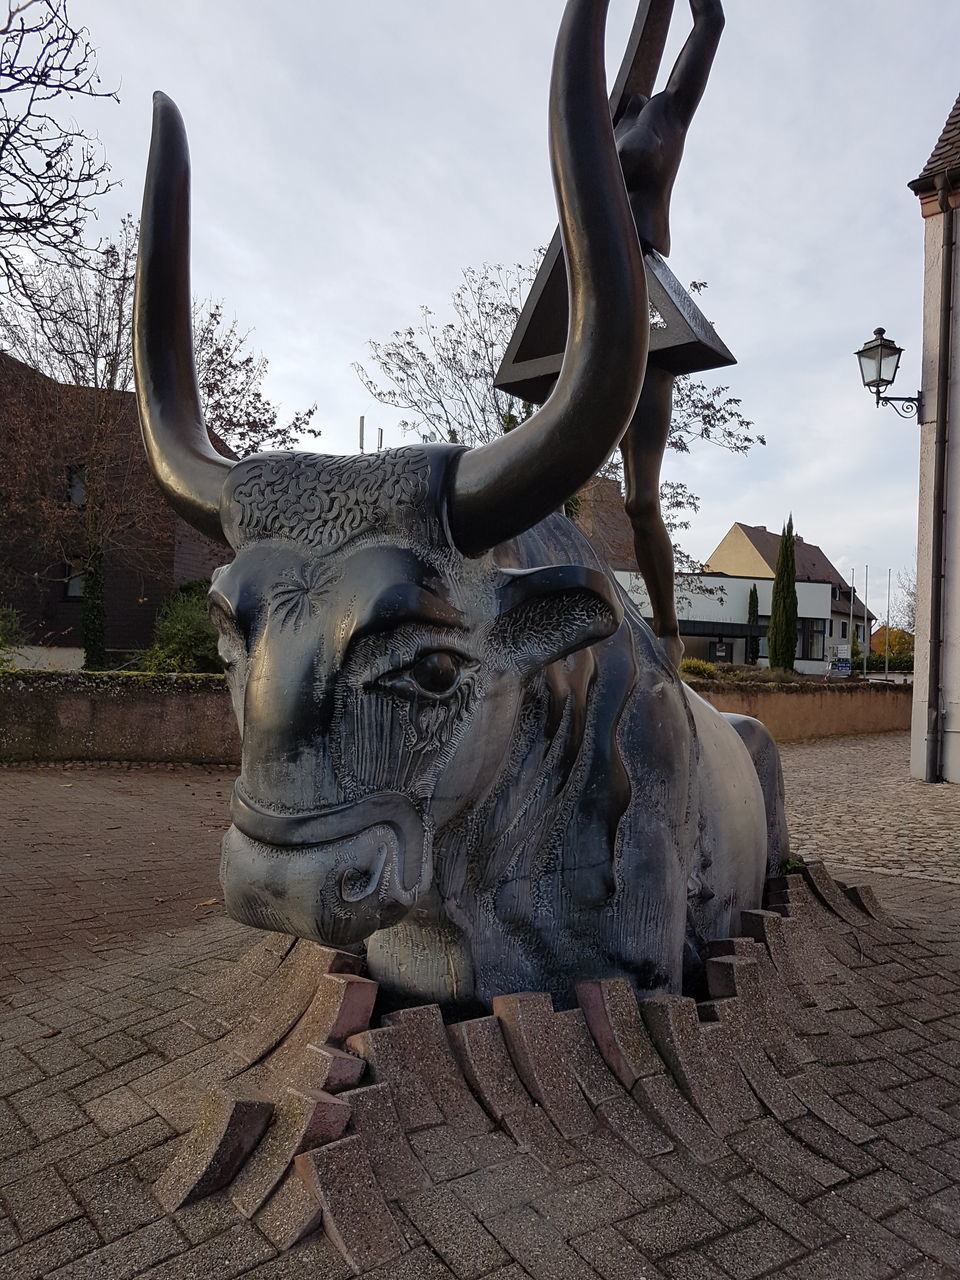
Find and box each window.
[841,620,848,640]
[828,619,833,638]
[856,624,864,642]
[757,615,770,660]
[64,565,85,599]
[67,466,87,507]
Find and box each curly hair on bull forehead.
[222,447,438,551]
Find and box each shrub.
[679,657,717,681]
[0,604,26,672]
[143,581,220,674]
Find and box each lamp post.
[854,328,922,419]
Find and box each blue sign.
[834,660,852,675]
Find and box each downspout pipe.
[924,174,955,782]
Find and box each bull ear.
[492,565,623,669]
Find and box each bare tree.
[0,0,116,296]
[0,216,318,664]
[356,259,762,584]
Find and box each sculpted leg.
[621,362,682,667]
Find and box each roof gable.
[910,92,960,193]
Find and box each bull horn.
[448,0,649,556]
[134,92,232,544]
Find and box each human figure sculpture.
[615,0,725,669]
[134,0,787,1015]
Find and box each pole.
[885,567,891,680]
[377,427,384,450]
[863,565,869,676]
[359,415,365,453]
[848,567,855,677]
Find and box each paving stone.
[241,1236,351,1279]
[492,994,595,1138]
[786,1114,881,1176]
[887,1209,960,1271]
[500,1103,582,1172]
[135,1222,275,1279]
[727,1172,837,1248]
[401,1185,509,1278]
[486,1204,600,1280]
[576,979,666,1089]
[409,1125,480,1182]
[342,1082,431,1198]
[229,1086,350,1219]
[172,1190,243,1244]
[46,1217,187,1278]
[619,1196,724,1259]
[254,1169,324,1251]
[651,1151,756,1230]
[11,1089,89,1142]
[703,1218,807,1278]
[570,1225,665,1280]
[451,1155,558,1221]
[59,1116,177,1184]
[86,1032,148,1069]
[632,1074,727,1165]
[0,1166,81,1240]
[638,996,751,1138]
[296,1136,405,1272]
[153,1088,273,1211]
[82,1085,158,1136]
[447,1017,534,1122]
[0,1220,100,1280]
[534,1174,641,1236]
[384,1006,492,1135]
[810,1190,923,1271]
[362,1246,456,1279]
[346,1022,444,1133]
[577,1129,676,1206]
[777,1238,899,1279]
[74,1163,163,1242]
[597,1095,674,1158]
[553,1008,627,1107]
[729,1117,848,1197]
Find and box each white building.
[617,522,873,676]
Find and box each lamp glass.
[855,328,903,392]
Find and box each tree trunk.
[81,551,106,669]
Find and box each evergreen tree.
[767,516,797,672]
[747,582,760,665]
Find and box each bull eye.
[373,649,468,700]
[410,651,461,695]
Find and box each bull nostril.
[340,843,390,903]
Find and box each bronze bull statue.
[134,0,787,1015]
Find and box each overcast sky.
[67,0,960,622]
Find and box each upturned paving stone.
[492,994,596,1138]
[153,1087,273,1210]
[576,978,666,1088]
[384,1006,492,1135]
[295,1136,405,1271]
[228,1086,350,1218]
[341,1082,431,1198]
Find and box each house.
[698,523,875,672]
[0,352,225,666]
[574,494,873,675]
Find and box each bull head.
[134,0,649,962]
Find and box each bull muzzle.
[220,786,432,947]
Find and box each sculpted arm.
[664,0,724,126]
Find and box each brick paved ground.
[1,732,960,1277]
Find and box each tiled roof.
[735,523,844,586]
[910,92,960,193]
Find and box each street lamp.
[854,327,922,419]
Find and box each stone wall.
[690,679,912,742]
[0,672,911,763]
[0,670,239,763]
